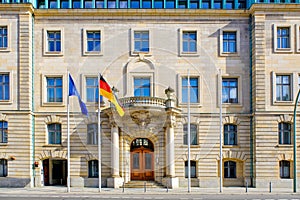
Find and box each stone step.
[124,181,164,188]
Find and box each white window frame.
[273,24,293,53]
[296,24,300,53]
[0,71,13,104]
[219,74,243,107]
[130,28,152,56]
[127,72,155,97]
[83,28,103,56]
[0,24,11,52]
[81,74,99,104]
[41,74,65,107]
[179,29,200,56]
[178,73,202,106]
[272,72,293,105]
[43,28,64,56]
[219,28,240,57]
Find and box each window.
[108,0,116,8]
[61,0,69,8]
[0,159,7,177]
[185,161,196,178]
[178,0,187,8]
[96,0,104,7]
[133,31,149,53]
[86,77,99,103]
[223,32,236,53]
[278,122,291,145]
[49,0,57,8]
[202,0,210,8]
[46,77,62,103]
[166,0,174,8]
[225,0,234,9]
[154,0,163,8]
[182,77,199,103]
[183,124,198,145]
[237,0,246,8]
[0,74,9,101]
[222,78,238,103]
[182,31,197,53]
[276,75,291,101]
[280,160,290,178]
[214,0,222,8]
[73,0,81,8]
[0,26,7,48]
[87,123,98,145]
[190,0,199,8]
[119,0,128,8]
[224,124,237,145]
[134,77,150,97]
[131,0,140,8]
[84,0,93,8]
[88,160,98,178]
[142,0,151,8]
[277,27,290,49]
[48,123,61,144]
[47,31,61,52]
[0,121,7,143]
[87,31,101,52]
[224,161,236,178]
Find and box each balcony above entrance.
[120,96,166,109]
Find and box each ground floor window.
[280,160,290,178]
[0,159,7,177]
[224,161,236,178]
[185,160,196,178]
[88,160,98,178]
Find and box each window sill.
[131,51,152,57]
[83,51,103,56]
[43,51,64,56]
[0,48,10,52]
[179,52,199,57]
[0,143,8,146]
[222,103,242,108]
[179,103,202,108]
[0,100,13,105]
[274,48,293,53]
[223,145,239,148]
[220,52,239,57]
[275,144,292,148]
[42,102,65,107]
[43,144,62,147]
[273,101,293,106]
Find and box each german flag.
[99,75,114,101]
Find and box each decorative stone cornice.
[44,115,62,124]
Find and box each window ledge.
[222,103,242,108]
[43,144,62,147]
[0,100,13,105]
[44,51,64,56]
[220,52,239,57]
[179,52,199,57]
[223,145,239,148]
[131,52,152,57]
[274,48,293,53]
[0,143,8,146]
[179,103,202,108]
[83,51,103,56]
[275,144,292,148]
[42,102,65,107]
[0,48,10,52]
[273,101,293,106]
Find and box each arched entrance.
[130,138,154,181]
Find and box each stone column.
[166,121,175,177]
[111,124,119,178]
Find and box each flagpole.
[98,73,102,192]
[187,69,191,193]
[219,69,223,193]
[67,71,71,193]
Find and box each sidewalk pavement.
[0,186,297,195]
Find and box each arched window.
[0,121,7,143]
[0,159,7,177]
[224,161,236,178]
[224,124,237,145]
[185,160,196,178]
[183,124,198,145]
[88,160,98,178]
[279,160,290,178]
[278,122,291,144]
[48,123,61,144]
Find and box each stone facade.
[0,3,299,190]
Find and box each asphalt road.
[0,193,300,200]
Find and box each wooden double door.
[131,148,154,181]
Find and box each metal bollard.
[122,181,125,193]
[269,182,272,193]
[144,181,146,193]
[166,182,169,193]
[246,181,248,193]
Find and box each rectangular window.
[182,31,197,53]
[84,0,93,8]
[214,0,222,8]
[49,0,57,8]
[202,0,210,8]
[225,0,234,9]
[108,0,116,8]
[88,160,99,178]
[119,0,128,8]
[223,32,237,53]
[224,124,237,145]
[48,123,61,144]
[134,31,149,53]
[190,0,199,8]
[182,77,199,103]
[0,27,8,48]
[73,0,81,8]
[183,124,198,145]
[185,161,196,178]
[238,0,246,8]
[0,74,9,101]
[166,0,174,8]
[95,0,104,7]
[131,0,140,8]
[276,75,291,101]
[0,159,7,177]
[277,27,290,49]
[154,0,163,8]
[61,0,69,8]
[86,77,99,103]
[46,77,62,103]
[47,31,61,52]
[222,78,238,103]
[87,31,101,52]
[280,160,290,178]
[278,123,291,145]
[224,161,236,178]
[178,0,187,8]
[142,0,151,8]
[0,121,7,143]
[87,124,98,145]
[134,77,150,97]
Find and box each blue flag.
[69,74,88,116]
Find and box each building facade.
[0,1,299,189]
